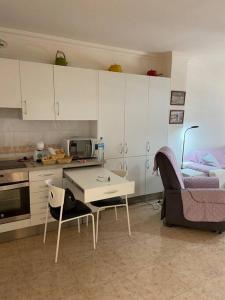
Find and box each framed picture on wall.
[169,110,184,124]
[170,90,186,105]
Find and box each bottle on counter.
[33,141,45,162]
[97,137,104,162]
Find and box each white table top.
[64,166,135,202]
[64,166,126,189]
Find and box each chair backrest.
[111,169,128,178]
[45,180,65,208]
[155,149,184,190]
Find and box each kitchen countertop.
[26,159,103,171]
[0,159,103,173]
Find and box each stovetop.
[0,160,26,171]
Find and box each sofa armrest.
[183,176,219,189]
[209,169,225,177]
[209,169,225,188]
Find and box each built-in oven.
[0,168,30,224]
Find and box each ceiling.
[0,0,225,54]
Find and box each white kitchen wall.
[184,56,225,157]
[0,27,171,76]
[168,52,190,163]
[0,108,96,158]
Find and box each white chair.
[43,180,96,263]
[90,170,131,243]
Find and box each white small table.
[181,168,207,177]
[64,166,135,203]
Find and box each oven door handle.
[0,182,29,191]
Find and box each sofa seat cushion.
[182,189,225,222]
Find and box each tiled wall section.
[0,108,97,158]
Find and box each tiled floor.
[1,202,225,300]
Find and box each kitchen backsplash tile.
[0,132,14,147]
[0,108,97,157]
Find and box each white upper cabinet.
[148,77,170,155]
[54,66,98,120]
[20,61,55,120]
[99,71,125,159]
[0,58,21,108]
[124,74,149,157]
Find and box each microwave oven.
[63,138,96,160]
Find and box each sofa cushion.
[202,153,220,167]
[186,147,225,168]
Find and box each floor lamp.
[181,126,199,169]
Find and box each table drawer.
[29,168,62,182]
[66,178,135,203]
[30,190,48,204]
[85,181,135,203]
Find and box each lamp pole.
[181,126,199,169]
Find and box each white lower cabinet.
[30,168,63,226]
[105,155,163,197]
[105,156,146,197]
[145,155,163,194]
[125,156,146,197]
[104,158,124,172]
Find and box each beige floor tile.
[1,202,225,300]
[173,275,225,300]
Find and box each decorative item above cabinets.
[54,50,68,66]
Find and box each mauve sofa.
[185,147,225,187]
[155,147,225,233]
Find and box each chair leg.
[115,206,118,221]
[55,221,62,263]
[96,210,100,243]
[86,215,89,226]
[77,218,80,233]
[43,208,48,244]
[91,214,96,250]
[125,196,131,236]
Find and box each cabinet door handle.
[125,143,128,154]
[146,160,150,169]
[56,102,60,116]
[125,161,128,171]
[23,100,28,115]
[120,143,123,154]
[146,141,150,152]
